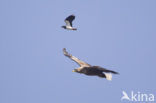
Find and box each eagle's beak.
[72,70,76,72]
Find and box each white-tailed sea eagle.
[63,48,119,81]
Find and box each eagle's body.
[77,66,106,78]
[63,48,119,81]
[62,15,77,30]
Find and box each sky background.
[0,0,156,103]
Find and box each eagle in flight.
[62,15,77,30]
[63,48,119,81]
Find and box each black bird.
[62,15,77,30]
[63,48,119,81]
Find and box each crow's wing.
[65,20,72,27]
[63,48,91,67]
[92,66,119,74]
[65,15,75,27]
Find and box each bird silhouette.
[62,15,77,30]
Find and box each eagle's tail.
[105,73,112,81]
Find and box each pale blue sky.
[0,0,156,103]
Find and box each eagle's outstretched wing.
[92,66,119,74]
[65,15,75,27]
[63,48,91,67]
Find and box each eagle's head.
[72,69,79,73]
